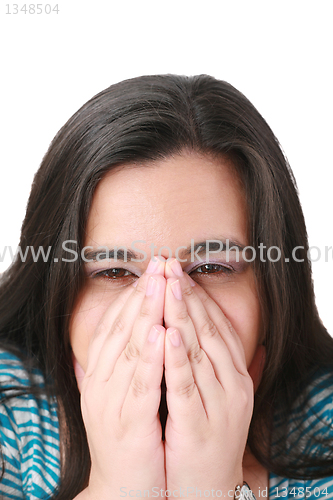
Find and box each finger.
[164,276,238,396]
[164,277,197,350]
[164,327,209,434]
[84,283,135,377]
[166,258,248,376]
[164,277,227,417]
[145,255,166,276]
[184,276,248,375]
[91,272,166,384]
[85,257,165,378]
[120,325,165,430]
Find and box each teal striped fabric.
[0,349,60,499]
[269,369,333,499]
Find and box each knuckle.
[175,378,196,398]
[200,292,210,306]
[182,284,195,298]
[123,341,140,363]
[201,318,219,338]
[173,354,189,370]
[223,317,235,337]
[175,307,190,322]
[233,381,252,410]
[187,343,203,364]
[111,315,126,336]
[130,375,150,398]
[139,302,151,319]
[94,320,109,340]
[139,349,155,368]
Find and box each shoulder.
[272,366,333,457]
[0,348,60,499]
[299,367,333,432]
[285,366,333,456]
[274,366,333,424]
[270,368,333,497]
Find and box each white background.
[1,1,332,335]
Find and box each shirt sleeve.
[0,350,61,500]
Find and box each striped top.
[269,368,333,499]
[0,349,60,499]
[0,349,332,499]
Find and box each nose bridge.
[132,227,184,262]
[152,244,176,261]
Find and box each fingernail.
[168,328,181,347]
[146,276,158,296]
[186,274,196,287]
[168,258,183,277]
[170,279,182,300]
[146,258,160,274]
[148,325,161,343]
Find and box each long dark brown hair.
[1,74,332,498]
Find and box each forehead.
[85,153,248,250]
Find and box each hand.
[75,258,167,499]
[162,258,254,495]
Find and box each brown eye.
[96,268,132,279]
[191,264,233,275]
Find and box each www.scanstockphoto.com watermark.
[119,486,269,498]
[118,486,329,498]
[0,239,332,265]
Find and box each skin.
[70,153,268,499]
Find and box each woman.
[0,74,332,500]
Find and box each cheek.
[209,286,262,368]
[69,288,112,371]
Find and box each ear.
[248,344,266,392]
[71,351,85,393]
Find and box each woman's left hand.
[163,258,254,496]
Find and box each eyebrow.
[83,238,245,263]
[84,248,139,262]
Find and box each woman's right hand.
[74,258,167,499]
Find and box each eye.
[94,268,134,280]
[190,263,234,276]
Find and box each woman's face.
[70,153,263,376]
